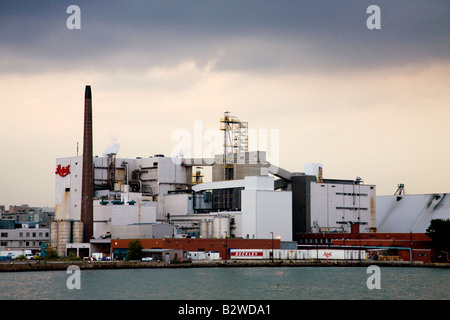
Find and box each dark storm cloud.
[0,0,449,74]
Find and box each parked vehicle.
[1,250,28,260]
[141,257,153,261]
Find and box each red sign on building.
[55,164,70,177]
[230,251,264,257]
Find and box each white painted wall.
[241,190,257,239]
[242,190,292,241]
[93,202,157,238]
[55,156,82,221]
[163,193,194,215]
[310,181,376,232]
[111,223,173,239]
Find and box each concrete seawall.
[1,259,449,272]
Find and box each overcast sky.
[1,1,449,208]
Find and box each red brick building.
[296,224,434,263]
[111,238,281,261]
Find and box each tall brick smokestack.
[81,85,94,243]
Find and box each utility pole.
[224,231,228,262]
[270,232,274,263]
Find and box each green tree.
[47,248,59,260]
[426,219,450,247]
[127,239,143,260]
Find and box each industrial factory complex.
[2,86,449,264]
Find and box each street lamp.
[224,231,228,262]
[270,232,274,263]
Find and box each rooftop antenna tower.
[394,183,406,195]
[220,111,248,180]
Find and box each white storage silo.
[207,220,213,238]
[200,220,210,239]
[212,215,230,238]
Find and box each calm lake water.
[1,266,449,300]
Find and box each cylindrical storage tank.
[212,215,230,238]
[72,221,84,243]
[207,221,213,238]
[57,220,71,257]
[52,220,86,258]
[200,220,209,239]
[50,221,58,250]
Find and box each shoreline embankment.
[1,259,449,272]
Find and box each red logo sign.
[323,251,332,262]
[231,251,263,257]
[55,164,70,177]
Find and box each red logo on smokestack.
[55,165,70,177]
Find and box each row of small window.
[0,232,49,238]
[335,207,368,211]
[298,238,332,244]
[335,193,368,197]
[0,241,44,247]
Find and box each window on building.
[1,232,7,238]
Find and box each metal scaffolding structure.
[220,111,248,179]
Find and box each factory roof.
[376,193,450,233]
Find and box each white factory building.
[53,148,379,256]
[167,175,292,241]
[307,174,376,233]
[50,91,447,258]
[53,153,190,256]
[54,153,191,222]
